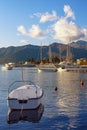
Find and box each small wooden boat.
[7,81,43,110]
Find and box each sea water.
[0,66,87,130]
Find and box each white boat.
[66,65,87,73]
[7,81,43,110]
[2,64,13,70]
[57,61,73,72]
[57,44,87,72]
[38,63,57,72]
[57,61,87,73]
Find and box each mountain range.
[0,40,87,63]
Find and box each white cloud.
[17,5,87,43]
[20,39,29,44]
[52,5,87,43]
[33,12,42,18]
[30,13,42,19]
[40,11,58,23]
[28,24,46,39]
[17,24,47,40]
[17,25,27,35]
[64,5,75,20]
[81,29,87,41]
[53,18,85,42]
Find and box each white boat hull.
[7,96,43,110]
[38,63,57,72]
[57,67,67,72]
[38,68,57,72]
[2,66,13,70]
[58,67,87,73]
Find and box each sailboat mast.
[66,44,72,61]
[59,44,62,62]
[49,45,52,63]
[66,43,70,62]
[40,43,43,63]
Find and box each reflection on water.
[7,104,44,124]
[56,72,87,129]
[1,67,87,129]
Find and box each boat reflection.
[7,104,44,124]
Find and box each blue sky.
[0,0,87,47]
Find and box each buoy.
[80,80,84,87]
[55,86,58,91]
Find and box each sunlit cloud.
[40,11,58,23]
[17,5,87,43]
[82,29,87,41]
[33,12,42,18]
[17,25,27,35]
[20,39,29,44]
[64,5,75,20]
[28,24,46,39]
[52,5,87,43]
[53,18,85,42]
[17,24,47,39]
[32,11,58,23]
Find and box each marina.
[0,0,87,129]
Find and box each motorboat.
[7,81,43,110]
[2,63,13,70]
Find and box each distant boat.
[15,62,36,67]
[38,63,57,72]
[57,61,78,72]
[2,63,13,70]
[57,61,87,73]
[38,44,57,72]
[7,80,43,110]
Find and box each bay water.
[0,66,87,130]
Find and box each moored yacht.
[38,44,57,72]
[57,61,87,73]
[38,63,57,72]
[2,63,13,70]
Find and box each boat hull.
[2,66,13,70]
[58,67,87,73]
[38,63,57,72]
[7,96,43,110]
[38,68,57,72]
[7,83,43,110]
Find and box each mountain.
[0,40,87,63]
[0,44,40,63]
[70,40,87,49]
